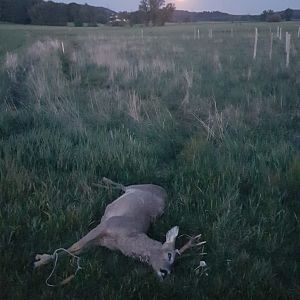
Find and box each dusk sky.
[52,0,299,15]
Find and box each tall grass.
[0,22,300,300]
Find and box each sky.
[52,0,300,15]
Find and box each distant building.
[109,14,128,26]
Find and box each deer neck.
[117,233,162,264]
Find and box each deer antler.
[178,234,206,255]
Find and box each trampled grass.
[0,22,300,299]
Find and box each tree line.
[0,0,175,26]
[0,0,112,26]
[260,9,293,22]
[1,0,293,27]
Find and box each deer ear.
[165,226,179,244]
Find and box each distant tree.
[94,9,110,24]
[86,5,98,26]
[128,10,145,26]
[67,3,109,26]
[138,0,175,26]
[260,9,273,21]
[29,1,68,26]
[68,3,81,25]
[149,0,165,25]
[0,0,41,24]
[158,3,175,25]
[12,0,29,23]
[0,0,14,22]
[260,10,267,21]
[139,0,150,25]
[74,19,83,27]
[78,4,90,24]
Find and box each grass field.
[0,22,300,299]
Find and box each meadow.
[0,22,300,299]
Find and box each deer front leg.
[33,241,85,270]
[33,245,84,287]
[33,224,104,269]
[178,234,206,255]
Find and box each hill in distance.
[171,9,300,22]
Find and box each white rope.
[45,248,82,287]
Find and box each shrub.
[267,14,281,22]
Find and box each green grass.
[0,22,300,299]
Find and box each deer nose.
[160,269,168,279]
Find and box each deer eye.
[168,253,172,261]
[160,269,168,278]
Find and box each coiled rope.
[45,248,82,287]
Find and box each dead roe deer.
[33,178,205,284]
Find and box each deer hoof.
[32,253,53,269]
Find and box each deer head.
[149,226,179,279]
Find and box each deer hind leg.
[33,224,105,269]
[102,177,126,191]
